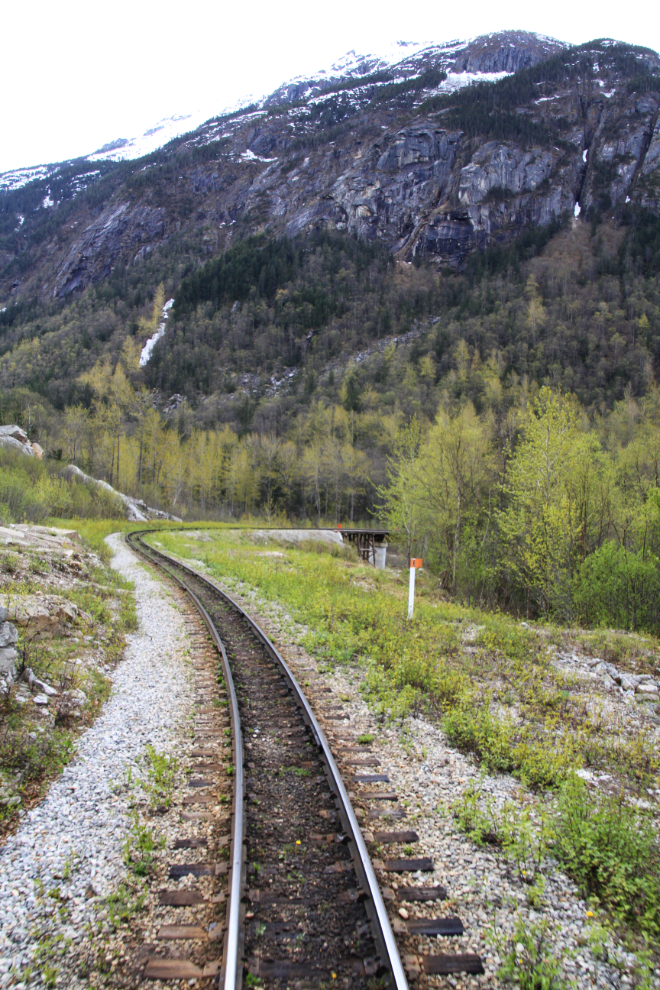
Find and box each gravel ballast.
[0,534,194,988]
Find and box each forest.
[2,210,660,636]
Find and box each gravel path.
[0,534,194,988]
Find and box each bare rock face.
[324,127,462,251]
[0,525,87,578]
[53,203,167,298]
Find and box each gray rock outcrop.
[23,668,58,696]
[53,204,167,298]
[557,652,660,701]
[63,465,181,522]
[0,425,42,458]
[4,596,87,638]
[0,618,19,688]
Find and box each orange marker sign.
[410,558,423,568]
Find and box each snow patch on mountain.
[0,165,55,193]
[301,39,436,81]
[436,70,512,92]
[139,299,174,367]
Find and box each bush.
[0,449,124,523]
[0,726,75,785]
[573,542,660,634]
[443,703,579,788]
[497,916,569,989]
[442,703,517,773]
[553,775,660,937]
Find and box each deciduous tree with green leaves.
[500,388,600,619]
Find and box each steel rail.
[126,531,244,990]
[126,529,409,990]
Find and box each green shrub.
[553,775,660,937]
[573,541,660,634]
[452,779,503,845]
[0,449,124,524]
[142,745,178,810]
[0,727,75,782]
[497,916,569,989]
[122,811,164,876]
[106,883,146,928]
[442,703,517,774]
[512,736,580,790]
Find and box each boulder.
[0,434,35,457]
[32,693,50,706]
[636,682,659,696]
[0,425,38,457]
[24,668,58,696]
[12,523,81,542]
[64,688,87,706]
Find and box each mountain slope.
[0,32,659,417]
[2,34,659,303]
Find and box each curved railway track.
[126,530,485,989]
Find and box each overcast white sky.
[1,0,657,174]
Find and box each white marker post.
[408,558,423,619]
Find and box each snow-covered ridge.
[293,40,436,83]
[87,111,223,164]
[1,31,567,192]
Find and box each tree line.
[380,386,660,633]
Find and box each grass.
[122,810,165,876]
[142,744,178,810]
[0,726,75,808]
[106,883,147,928]
[151,529,660,791]
[453,778,550,883]
[454,773,660,941]
[495,916,570,989]
[45,517,293,561]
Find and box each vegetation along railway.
[126,530,485,988]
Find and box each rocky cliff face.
[1,33,660,305]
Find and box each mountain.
[1,31,660,415]
[0,32,564,188]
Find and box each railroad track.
[126,530,484,988]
